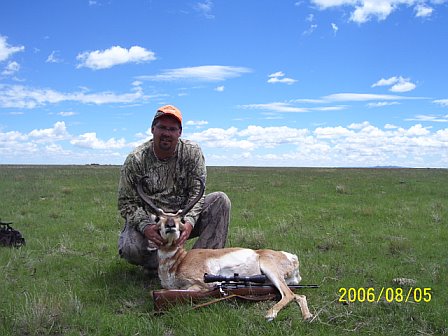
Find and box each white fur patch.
[281,251,301,285]
[206,249,261,277]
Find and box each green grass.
[1,165,447,335]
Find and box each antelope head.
[136,176,205,245]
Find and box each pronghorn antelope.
[137,176,313,321]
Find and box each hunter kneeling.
[118,104,231,273]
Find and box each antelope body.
[137,176,313,321]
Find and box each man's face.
[152,116,182,153]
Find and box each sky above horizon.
[1,0,448,167]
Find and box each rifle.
[152,273,319,312]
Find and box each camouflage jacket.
[118,138,206,233]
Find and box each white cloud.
[406,114,448,122]
[269,71,285,78]
[239,125,309,148]
[0,35,24,62]
[415,4,433,17]
[189,127,255,150]
[71,132,127,149]
[367,101,399,108]
[303,24,318,36]
[348,121,371,129]
[372,76,416,92]
[391,80,416,93]
[76,45,156,70]
[0,121,131,164]
[433,99,448,107]
[267,71,297,85]
[186,120,209,127]
[139,65,252,82]
[186,122,448,167]
[331,23,339,33]
[46,50,62,63]
[194,0,215,19]
[215,85,225,92]
[310,0,443,23]
[2,121,448,167]
[57,111,77,117]
[0,84,148,109]
[2,61,20,76]
[372,77,400,87]
[405,124,430,136]
[240,102,309,113]
[385,123,399,129]
[28,121,70,142]
[315,125,354,138]
[323,92,409,101]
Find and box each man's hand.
[143,224,166,247]
[176,221,193,246]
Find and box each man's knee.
[118,224,158,269]
[206,191,231,212]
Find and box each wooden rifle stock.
[152,284,319,312]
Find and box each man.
[118,104,230,272]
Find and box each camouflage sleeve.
[182,144,207,227]
[117,151,155,233]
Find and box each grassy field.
[0,165,447,335]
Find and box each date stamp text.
[338,287,432,303]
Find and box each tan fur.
[154,215,313,321]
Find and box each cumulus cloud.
[183,122,448,167]
[28,121,71,142]
[2,61,20,76]
[267,71,297,85]
[138,65,252,82]
[372,76,416,92]
[415,4,433,17]
[76,45,156,70]
[2,120,448,167]
[0,35,24,62]
[189,127,256,150]
[310,0,440,23]
[0,121,130,164]
[70,132,127,149]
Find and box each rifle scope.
[204,273,268,284]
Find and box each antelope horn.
[136,175,164,217]
[180,177,205,217]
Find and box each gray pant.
[118,192,231,269]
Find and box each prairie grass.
[1,165,447,335]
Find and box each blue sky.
[1,0,447,167]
